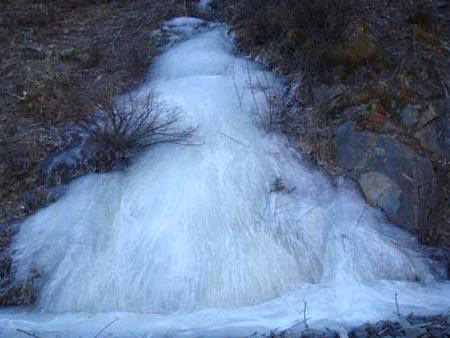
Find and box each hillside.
[215,0,450,266]
[0,1,449,337]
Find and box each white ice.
[1,19,449,338]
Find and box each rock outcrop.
[336,122,436,235]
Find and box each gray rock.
[400,104,419,127]
[414,99,450,159]
[336,122,436,233]
[359,172,402,216]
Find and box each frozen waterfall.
[1,18,449,338]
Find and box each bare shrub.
[78,86,197,163]
[245,61,281,132]
[230,58,282,133]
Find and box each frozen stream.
[1,18,449,338]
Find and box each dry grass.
[0,0,187,213]
[330,21,378,67]
[0,0,193,306]
[217,0,356,67]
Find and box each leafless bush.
[245,63,281,132]
[78,87,197,163]
[232,59,282,133]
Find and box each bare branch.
[303,300,309,329]
[77,87,198,165]
[395,291,401,317]
[94,317,120,338]
[112,25,125,56]
[16,329,43,338]
[0,91,27,101]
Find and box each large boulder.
[336,122,436,234]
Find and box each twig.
[217,130,247,146]
[16,329,43,338]
[184,0,188,16]
[94,317,120,338]
[303,300,309,329]
[1,91,27,101]
[246,60,264,127]
[442,80,449,98]
[390,58,406,81]
[112,25,125,56]
[230,59,244,108]
[355,205,368,228]
[395,291,401,317]
[378,327,390,336]
[299,206,316,222]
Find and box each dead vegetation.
[216,0,356,68]
[260,313,450,338]
[79,87,197,164]
[216,0,448,164]
[0,0,196,219]
[0,0,202,307]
